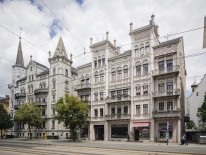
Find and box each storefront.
[111,124,128,139]
[133,122,150,141]
[158,122,173,140]
[94,125,104,140]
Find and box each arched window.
[94,92,98,101]
[85,74,90,85]
[134,45,139,57]
[111,68,116,81]
[95,71,98,84]
[94,57,97,68]
[31,84,34,93]
[136,85,141,96]
[123,65,128,78]
[167,80,173,95]
[166,56,173,72]
[102,55,105,66]
[143,60,148,75]
[117,67,122,80]
[140,43,144,56]
[52,78,56,89]
[99,70,104,83]
[65,80,69,90]
[43,82,46,88]
[98,56,101,67]
[39,82,42,89]
[136,61,141,76]
[145,42,150,54]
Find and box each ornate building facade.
[8,15,186,143]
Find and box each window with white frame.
[98,57,101,67]
[94,57,97,68]
[140,43,144,55]
[145,42,150,54]
[167,81,173,94]
[117,68,122,80]
[136,105,140,115]
[111,91,115,98]
[94,93,98,101]
[123,65,128,78]
[135,45,139,57]
[111,69,116,81]
[158,60,164,72]
[159,102,164,111]
[124,106,128,114]
[143,104,148,114]
[167,101,173,111]
[123,89,128,96]
[143,60,148,75]
[100,92,104,100]
[100,108,103,117]
[102,56,105,66]
[94,109,98,117]
[143,85,148,95]
[136,86,141,95]
[136,62,141,76]
[167,57,173,72]
[158,83,164,92]
[111,107,115,114]
[95,71,98,84]
[100,70,104,83]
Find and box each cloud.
[0,0,205,97]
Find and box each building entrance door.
[134,128,139,141]
[94,125,104,140]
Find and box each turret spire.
[53,37,68,59]
[15,39,24,66]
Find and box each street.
[0,141,205,155]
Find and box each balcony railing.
[105,114,131,120]
[107,95,131,103]
[152,65,179,77]
[14,104,20,109]
[15,93,26,98]
[34,88,49,94]
[152,110,181,119]
[36,101,47,106]
[153,89,180,98]
[75,83,91,90]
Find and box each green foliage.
[197,92,206,124]
[14,103,43,138]
[187,120,196,129]
[55,94,89,141]
[0,104,13,138]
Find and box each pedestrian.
[184,134,188,145]
[181,134,185,145]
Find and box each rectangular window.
[100,74,104,83]
[42,109,45,116]
[111,124,128,138]
[158,61,164,72]
[124,106,128,114]
[117,90,122,96]
[81,79,85,86]
[100,108,103,117]
[95,76,98,84]
[102,58,105,66]
[167,81,173,95]
[117,70,122,80]
[53,68,56,75]
[136,86,141,96]
[143,104,148,114]
[94,61,97,68]
[43,121,45,128]
[143,64,148,75]
[124,69,128,78]
[65,69,68,77]
[158,83,164,92]
[53,95,55,102]
[94,109,98,117]
[159,102,164,111]
[52,120,55,129]
[53,108,55,115]
[167,102,173,111]
[100,92,104,100]
[123,89,128,96]
[111,91,115,98]
[98,59,101,67]
[136,105,140,115]
[136,65,141,76]
[111,107,115,114]
[167,59,173,72]
[117,107,121,114]
[94,93,98,101]
[112,72,116,81]
[143,85,148,95]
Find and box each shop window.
[159,123,173,139]
[111,124,128,138]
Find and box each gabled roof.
[15,39,24,66]
[33,61,49,70]
[71,67,78,75]
[153,37,182,49]
[53,37,68,59]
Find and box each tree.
[197,92,206,130]
[0,104,13,138]
[55,94,89,141]
[14,103,43,139]
[187,120,196,129]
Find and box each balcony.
[152,110,181,119]
[36,101,47,106]
[75,83,91,91]
[14,104,20,109]
[34,88,49,94]
[152,66,179,77]
[15,93,26,99]
[107,95,131,103]
[105,114,131,121]
[153,89,180,98]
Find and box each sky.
[0,0,205,97]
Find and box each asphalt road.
[0,142,203,155]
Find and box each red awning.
[133,122,150,127]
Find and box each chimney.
[114,40,116,47]
[106,31,109,41]
[90,37,93,46]
[130,22,133,32]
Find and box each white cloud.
[0,0,205,97]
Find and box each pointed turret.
[53,37,68,59]
[15,39,24,66]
